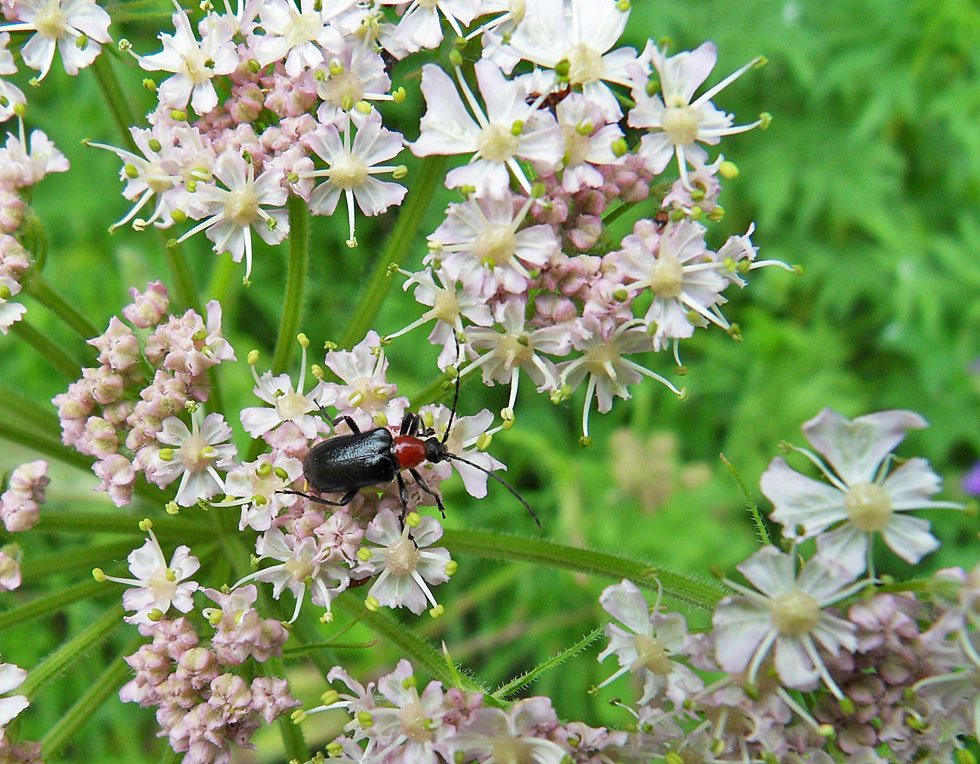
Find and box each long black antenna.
[446,453,541,528]
[441,332,463,445]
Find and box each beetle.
[281,369,541,526]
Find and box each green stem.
[601,201,631,227]
[271,195,309,375]
[0,580,105,631]
[21,541,138,581]
[720,453,771,546]
[40,643,136,757]
[20,602,125,698]
[91,52,138,153]
[441,529,728,612]
[262,657,308,761]
[492,625,603,700]
[339,156,447,349]
[22,273,100,339]
[333,594,486,693]
[0,381,61,437]
[161,237,202,314]
[37,511,213,541]
[409,371,453,409]
[11,320,83,379]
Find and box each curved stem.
[272,195,309,375]
[11,320,83,378]
[339,156,446,349]
[22,272,100,340]
[441,529,728,612]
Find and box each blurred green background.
[2,0,979,760]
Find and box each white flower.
[418,405,504,499]
[368,659,452,764]
[220,452,304,532]
[629,41,763,189]
[358,509,452,616]
[299,119,406,247]
[428,194,559,298]
[443,697,567,764]
[235,527,350,622]
[175,151,289,278]
[378,0,480,58]
[0,657,29,739]
[411,60,564,197]
[99,525,201,625]
[712,546,862,696]
[761,409,962,577]
[241,337,322,440]
[597,579,703,707]
[0,128,69,188]
[254,0,351,76]
[314,42,392,126]
[140,409,237,507]
[1,0,112,81]
[137,6,238,115]
[499,0,644,119]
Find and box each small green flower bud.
[555,59,570,77]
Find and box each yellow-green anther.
[719,160,738,178]
[373,412,388,428]
[0,285,10,300]
[256,462,273,478]
[575,120,593,135]
[124,163,139,179]
[510,120,524,136]
[267,217,278,232]
[674,365,688,376]
[616,0,630,9]
[329,59,344,75]
[287,171,299,183]
[201,446,217,459]
[326,742,344,757]
[760,112,772,129]
[392,86,406,103]
[401,675,417,689]
[690,188,705,202]
[611,138,628,157]
[348,391,364,406]
[76,34,89,49]
[356,100,372,114]
[313,68,327,81]
[247,349,259,365]
[274,467,289,480]
[321,689,340,705]
[253,494,268,506]
[148,608,164,622]
[476,432,493,451]
[838,697,855,715]
[170,109,188,121]
[142,78,158,92]
[613,288,629,301]
[248,58,261,73]
[165,568,177,582]
[159,448,175,462]
[722,256,736,272]
[92,567,106,582]
[445,560,458,576]
[449,49,463,67]
[147,138,162,153]
[392,164,408,179]
[707,205,725,222]
[422,411,435,429]
[357,547,371,562]
[311,363,325,380]
[429,604,444,618]
[406,511,421,528]
[297,332,309,348]
[754,55,769,69]
[555,59,570,77]
[579,436,593,447]
[645,77,660,96]
[0,96,7,108]
[165,501,180,515]
[357,711,374,727]
[365,596,379,612]
[205,608,222,626]
[290,709,306,724]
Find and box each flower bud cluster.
[0,459,47,532]
[52,282,237,506]
[120,611,296,764]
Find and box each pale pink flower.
[629,41,764,188]
[713,546,862,696]
[0,545,21,591]
[358,509,452,615]
[0,128,68,188]
[137,6,237,115]
[0,656,29,738]
[299,119,406,247]
[99,526,201,625]
[378,0,480,57]
[443,697,567,764]
[253,0,351,77]
[1,0,112,81]
[175,151,289,278]
[417,405,503,499]
[761,409,962,577]
[411,60,564,197]
[241,339,321,441]
[221,453,304,532]
[314,42,392,126]
[369,659,452,764]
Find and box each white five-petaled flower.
[428,194,559,299]
[712,546,862,697]
[254,0,352,77]
[299,119,407,247]
[220,452,304,532]
[234,527,350,623]
[378,0,480,58]
[241,338,322,441]
[411,60,564,197]
[417,405,504,499]
[597,579,703,707]
[629,41,764,189]
[1,0,112,81]
[357,509,452,616]
[499,0,645,119]
[175,151,289,278]
[140,409,237,507]
[99,525,201,625]
[443,697,568,764]
[368,659,452,764]
[0,656,29,739]
[136,5,237,115]
[760,408,963,577]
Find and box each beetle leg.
[317,406,361,435]
[395,471,410,513]
[409,467,446,518]
[277,488,357,507]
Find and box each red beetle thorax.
[393,435,428,469]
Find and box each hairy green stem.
[91,53,138,153]
[0,580,106,631]
[11,320,83,379]
[161,237,202,314]
[21,541,139,581]
[20,602,125,698]
[271,195,309,375]
[38,511,212,540]
[22,273,100,340]
[40,643,136,756]
[261,657,308,761]
[0,381,61,437]
[441,529,728,612]
[339,156,447,349]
